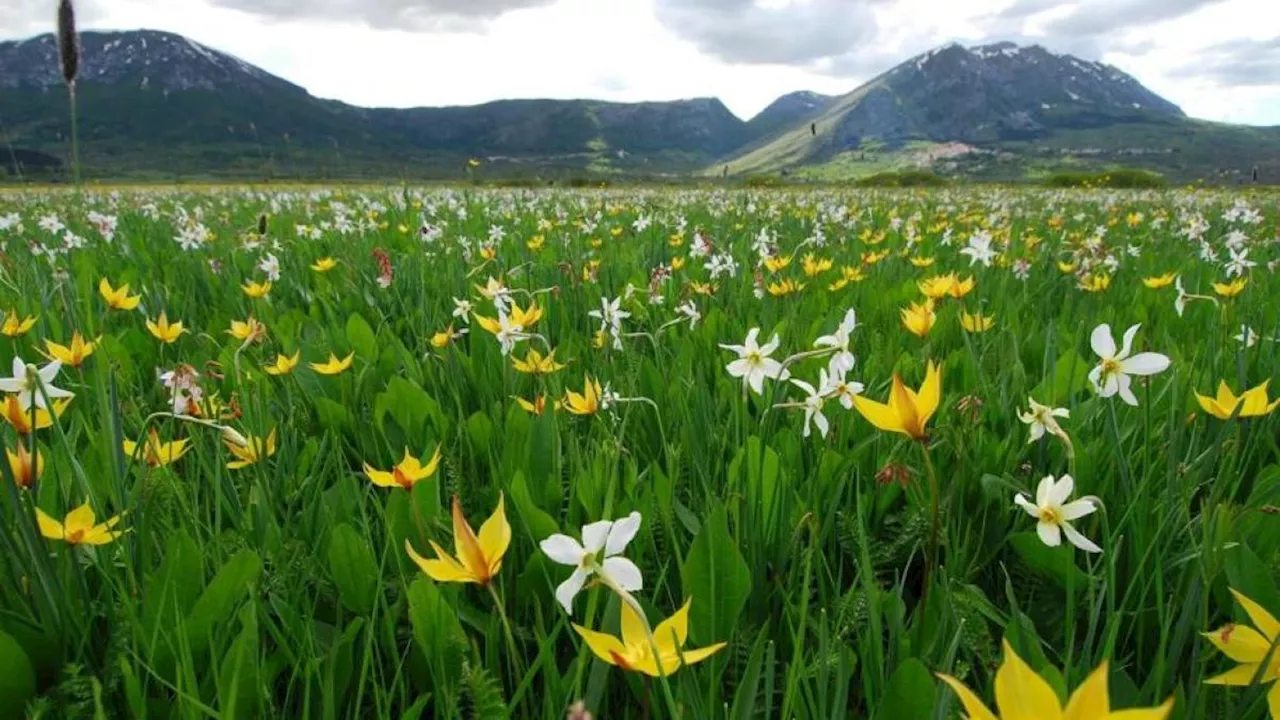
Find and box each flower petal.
[1064,660,1109,720]
[936,674,999,720]
[1090,324,1116,360]
[994,639,1063,720]
[605,512,642,556]
[602,556,643,592]
[582,520,613,554]
[1204,624,1272,664]
[540,534,586,566]
[555,567,590,615]
[1121,353,1170,376]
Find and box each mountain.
[718,42,1280,182]
[1,31,1276,183]
[746,91,836,139]
[0,30,759,179]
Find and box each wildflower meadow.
[0,185,1277,719]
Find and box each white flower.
[1174,276,1189,317]
[822,366,864,410]
[1014,475,1101,553]
[676,300,700,329]
[1087,323,1171,406]
[721,328,790,395]
[1017,397,1070,444]
[0,357,74,410]
[814,308,857,375]
[588,296,630,335]
[1225,247,1256,278]
[960,230,997,267]
[452,298,473,324]
[258,253,281,282]
[539,512,643,615]
[494,312,524,356]
[1236,325,1258,348]
[790,373,830,439]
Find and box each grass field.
[0,185,1278,719]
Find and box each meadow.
[0,184,1277,719]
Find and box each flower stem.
[919,440,942,604]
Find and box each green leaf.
[314,397,351,430]
[216,607,261,720]
[508,471,559,542]
[407,577,465,686]
[346,312,377,360]
[873,659,936,720]
[183,550,263,660]
[143,531,203,643]
[327,523,379,614]
[0,630,35,715]
[1009,532,1089,591]
[680,504,751,646]
[467,411,494,453]
[1033,351,1091,406]
[1224,542,1280,621]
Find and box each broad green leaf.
[0,630,35,715]
[407,577,465,686]
[216,606,261,720]
[681,505,751,646]
[1009,532,1089,591]
[183,550,263,659]
[346,312,377,360]
[327,523,379,614]
[509,471,559,542]
[1224,542,1280,623]
[873,658,936,720]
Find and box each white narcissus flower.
[1017,397,1070,444]
[540,512,643,615]
[814,308,857,376]
[1014,475,1102,553]
[790,372,830,439]
[0,357,74,410]
[1087,323,1171,406]
[721,328,790,395]
[823,366,864,410]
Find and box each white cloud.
[0,0,1276,124]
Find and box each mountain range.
[1,30,1276,183]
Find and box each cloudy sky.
[3,0,1278,124]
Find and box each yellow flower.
[1195,380,1280,420]
[35,500,125,546]
[937,640,1173,720]
[98,278,141,310]
[516,395,553,415]
[146,312,186,344]
[689,281,716,296]
[1058,260,1079,273]
[224,429,276,469]
[264,351,300,376]
[960,311,995,333]
[564,375,604,415]
[228,317,267,343]
[6,440,43,489]
[668,233,685,248]
[510,302,543,329]
[1204,588,1280,702]
[1213,278,1247,298]
[512,348,565,375]
[1143,273,1176,289]
[828,277,850,292]
[802,254,833,277]
[853,361,941,440]
[480,246,497,261]
[2,310,36,337]
[910,256,936,268]
[919,274,956,299]
[574,598,726,677]
[671,256,686,271]
[44,332,97,368]
[468,158,481,168]
[311,257,337,272]
[592,330,607,349]
[405,494,509,585]
[767,278,804,296]
[949,275,976,298]
[431,326,456,349]
[1127,211,1144,228]
[242,280,272,299]
[1079,274,1111,293]
[363,446,442,490]
[861,249,891,265]
[527,234,546,252]
[310,353,354,375]
[840,265,866,283]
[1,396,70,434]
[900,301,937,338]
[123,430,189,468]
[764,255,791,273]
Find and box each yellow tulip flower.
[241,280,272,299]
[938,640,1173,720]
[512,348,565,375]
[123,430,189,468]
[224,429,276,469]
[919,274,956,300]
[516,395,553,415]
[44,332,97,368]
[99,278,141,310]
[574,598,726,677]
[1213,278,1247,298]
[405,494,509,585]
[311,257,337,272]
[900,301,937,338]
[310,353,354,375]
[671,256,686,271]
[1195,380,1280,420]
[265,351,300,376]
[2,310,36,337]
[949,275,976,298]
[960,311,995,334]
[1205,588,1280,705]
[910,256,936,268]
[763,255,791,273]
[563,376,604,415]
[6,440,43,489]
[802,254,833,277]
[35,500,126,546]
[228,317,267,343]
[1143,273,1176,289]
[767,278,804,297]
[854,361,941,441]
[510,302,543,329]
[363,447,442,490]
[146,312,186,344]
[1,396,70,434]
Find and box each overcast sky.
[3,0,1278,124]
